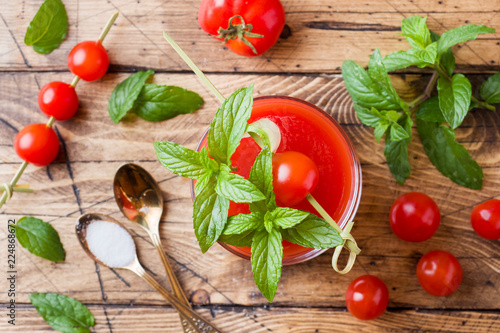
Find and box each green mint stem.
[163,31,225,103]
[98,12,119,43]
[408,71,439,111]
[471,95,496,111]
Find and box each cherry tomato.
[198,0,285,56]
[38,81,79,121]
[345,275,389,320]
[14,124,59,166]
[471,199,500,240]
[417,250,462,297]
[272,151,319,206]
[67,41,109,81]
[389,192,440,242]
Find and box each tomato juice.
[193,96,361,265]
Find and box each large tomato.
[198,0,285,56]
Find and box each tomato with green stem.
[390,192,441,242]
[417,250,462,297]
[272,151,319,206]
[14,124,59,166]
[345,275,389,320]
[67,41,109,81]
[471,199,500,240]
[38,81,79,121]
[198,0,285,56]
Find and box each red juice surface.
[199,96,357,261]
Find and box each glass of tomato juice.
[191,96,362,265]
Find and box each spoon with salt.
[76,213,221,333]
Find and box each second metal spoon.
[113,164,192,326]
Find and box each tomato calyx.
[216,15,264,55]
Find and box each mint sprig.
[14,217,65,262]
[154,85,265,253]
[342,15,498,188]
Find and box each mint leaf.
[24,0,68,54]
[132,84,204,122]
[108,70,154,123]
[216,165,265,203]
[390,122,409,141]
[14,217,65,262]
[416,96,446,123]
[207,85,254,164]
[271,207,309,229]
[194,172,213,196]
[264,212,274,234]
[437,24,495,56]
[417,119,483,189]
[281,214,342,249]
[342,60,404,111]
[401,16,432,50]
[374,120,390,142]
[219,231,254,247]
[480,72,500,104]
[437,74,472,128]
[223,212,263,235]
[153,141,205,179]
[354,105,382,127]
[430,31,456,76]
[199,147,219,171]
[383,49,425,72]
[384,115,412,184]
[368,49,406,110]
[30,293,94,333]
[251,229,283,302]
[415,42,438,64]
[193,179,230,253]
[248,147,276,213]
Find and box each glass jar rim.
[190,95,362,265]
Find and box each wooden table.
[1,1,499,332]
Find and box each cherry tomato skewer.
[0,12,119,208]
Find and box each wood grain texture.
[0,0,499,73]
[0,73,498,319]
[1,305,499,332]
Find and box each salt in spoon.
[76,213,221,333]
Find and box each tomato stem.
[216,15,264,55]
[46,116,56,128]
[0,162,30,207]
[70,76,81,88]
[98,12,120,43]
[163,31,225,103]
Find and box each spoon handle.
[150,231,191,306]
[131,264,222,333]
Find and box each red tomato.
[38,81,79,121]
[471,199,500,240]
[390,192,440,242]
[345,275,389,320]
[272,151,319,206]
[14,124,59,166]
[198,0,285,56]
[67,41,109,81]
[417,250,462,297]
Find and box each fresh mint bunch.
[154,85,265,253]
[154,85,342,302]
[221,147,342,302]
[342,15,498,189]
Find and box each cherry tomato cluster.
[14,41,109,166]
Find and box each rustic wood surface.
[1,0,499,332]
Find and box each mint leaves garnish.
[24,0,68,54]
[342,15,499,188]
[108,70,203,123]
[30,293,95,333]
[154,85,342,302]
[14,217,65,262]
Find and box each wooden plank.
[0,0,499,73]
[1,305,499,332]
[1,73,498,310]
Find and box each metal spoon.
[76,213,221,333]
[113,163,193,329]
